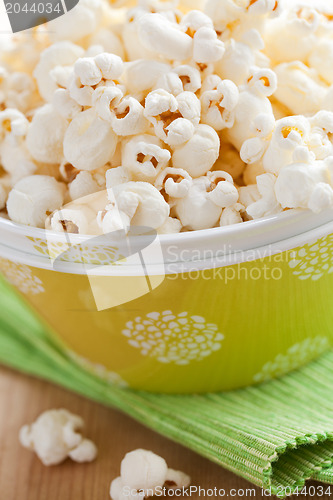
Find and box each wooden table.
[0,365,331,500]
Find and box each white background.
[0,0,12,34]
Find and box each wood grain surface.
[0,365,331,500]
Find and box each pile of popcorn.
[1,0,333,235]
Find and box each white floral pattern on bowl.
[0,257,44,295]
[253,336,330,383]
[26,237,125,266]
[122,310,224,365]
[288,235,333,281]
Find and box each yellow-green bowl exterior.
[1,233,333,394]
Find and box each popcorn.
[110,477,140,500]
[179,10,225,63]
[19,409,97,466]
[123,60,171,95]
[69,52,124,107]
[205,170,239,208]
[106,166,132,188]
[264,5,320,64]
[262,116,310,175]
[240,115,311,176]
[204,0,279,38]
[0,66,8,103]
[2,72,37,113]
[154,167,192,199]
[243,162,265,185]
[137,13,193,61]
[69,76,95,108]
[165,469,191,489]
[0,108,29,139]
[52,89,83,121]
[247,0,282,35]
[144,89,200,146]
[110,449,191,500]
[49,191,108,234]
[26,104,68,164]
[157,216,182,234]
[97,205,131,234]
[247,0,281,17]
[308,111,333,160]
[175,173,237,230]
[3,0,333,234]
[309,39,333,85]
[270,97,290,120]
[69,171,102,201]
[274,62,328,116]
[63,108,118,171]
[0,135,37,183]
[315,6,333,38]
[274,159,333,213]
[204,0,245,33]
[74,57,103,87]
[122,134,171,181]
[60,160,80,183]
[200,78,239,130]
[214,141,246,180]
[34,42,84,102]
[94,52,124,80]
[49,65,73,93]
[121,449,168,492]
[308,183,333,214]
[172,124,220,177]
[220,203,244,226]
[240,137,268,166]
[192,27,225,64]
[226,69,276,150]
[0,109,36,183]
[109,181,170,229]
[93,85,124,123]
[247,68,277,98]
[180,9,214,32]
[7,175,65,228]
[140,0,179,12]
[238,184,261,209]
[246,173,282,219]
[122,12,158,62]
[47,0,104,43]
[0,176,10,210]
[215,36,260,86]
[90,28,125,60]
[155,65,201,96]
[50,205,100,234]
[110,96,148,136]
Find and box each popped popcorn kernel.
[110,449,191,500]
[19,409,97,466]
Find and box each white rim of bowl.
[1,207,333,243]
[1,218,333,275]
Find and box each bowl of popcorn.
[1,0,333,393]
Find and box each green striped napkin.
[1,274,333,498]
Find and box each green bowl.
[0,210,332,393]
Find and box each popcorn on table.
[110,449,191,500]
[19,409,98,466]
[1,0,333,235]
